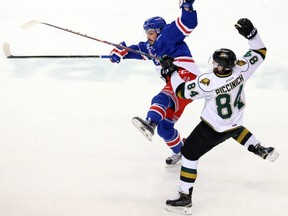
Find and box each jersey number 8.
[216,85,245,119]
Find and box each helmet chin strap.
[213,68,232,77]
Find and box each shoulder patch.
[200,78,210,86]
[236,60,247,66]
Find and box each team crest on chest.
[200,78,210,86]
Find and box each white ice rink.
[0,0,288,215]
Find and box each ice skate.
[132,117,156,141]
[166,188,193,215]
[249,144,279,162]
[166,138,185,166]
[166,153,182,166]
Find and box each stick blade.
[21,20,41,29]
[3,42,12,58]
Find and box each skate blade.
[267,150,279,162]
[165,162,181,168]
[165,205,192,215]
[131,118,153,141]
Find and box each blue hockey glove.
[179,0,195,12]
[160,55,178,83]
[235,18,257,39]
[110,41,128,63]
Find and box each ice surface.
[0,0,287,216]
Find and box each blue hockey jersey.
[123,9,198,69]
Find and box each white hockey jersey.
[171,34,267,132]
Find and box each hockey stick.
[3,42,112,59]
[22,20,160,61]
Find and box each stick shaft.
[6,55,112,59]
[3,42,111,59]
[25,21,159,60]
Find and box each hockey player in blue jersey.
[110,0,200,166]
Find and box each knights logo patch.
[200,78,210,86]
[236,60,247,66]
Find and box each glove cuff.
[111,48,128,58]
[247,28,257,39]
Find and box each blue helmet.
[143,16,166,34]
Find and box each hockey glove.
[160,55,178,83]
[235,18,257,39]
[179,0,195,12]
[110,41,129,63]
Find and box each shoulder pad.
[236,59,247,66]
[198,73,215,92]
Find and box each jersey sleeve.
[163,9,198,43]
[123,42,151,60]
[238,33,267,80]
[171,71,215,100]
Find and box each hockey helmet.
[212,48,236,71]
[143,16,166,34]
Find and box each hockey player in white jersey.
[165,18,279,214]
